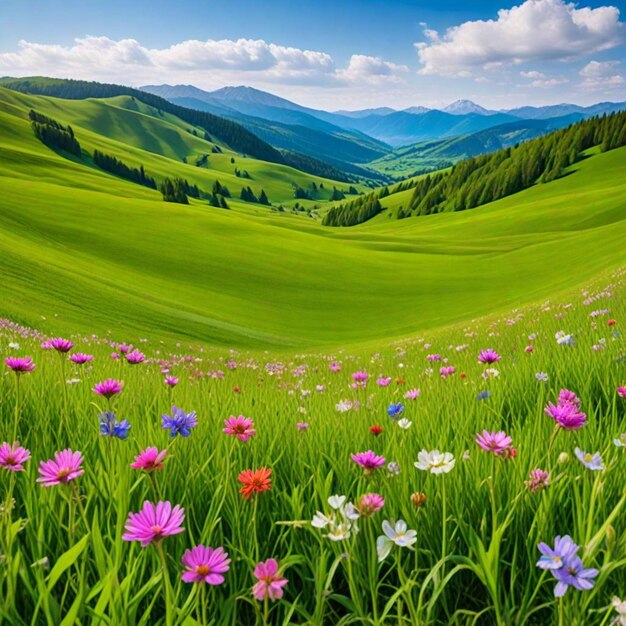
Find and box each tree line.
[324,110,626,226]
[93,150,156,189]
[29,109,81,156]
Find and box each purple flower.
[575,447,604,471]
[93,379,123,399]
[351,450,386,472]
[122,501,185,546]
[478,349,501,364]
[164,376,178,387]
[181,545,230,585]
[99,412,131,439]
[70,353,93,365]
[544,402,586,430]
[49,338,74,353]
[5,357,35,373]
[125,349,146,364]
[162,406,198,438]
[536,535,598,597]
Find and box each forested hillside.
[324,110,626,226]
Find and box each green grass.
[0,269,625,625]
[0,87,625,350]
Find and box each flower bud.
[411,492,427,508]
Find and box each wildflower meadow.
[1,270,626,625]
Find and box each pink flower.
[329,362,341,372]
[544,402,586,430]
[49,338,74,353]
[616,386,626,399]
[5,357,35,373]
[351,450,386,471]
[131,447,167,472]
[93,378,123,398]
[404,388,420,400]
[164,376,178,387]
[358,493,385,516]
[296,422,309,431]
[0,441,31,472]
[525,468,550,493]
[478,349,501,364]
[223,416,256,442]
[351,371,368,386]
[117,343,133,354]
[252,559,288,601]
[376,377,392,387]
[524,345,534,353]
[181,545,230,585]
[122,501,185,546]
[558,389,581,406]
[70,353,93,365]
[125,350,145,364]
[37,449,84,487]
[440,366,456,378]
[475,430,513,456]
[427,354,441,361]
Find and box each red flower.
[608,319,617,326]
[396,378,405,385]
[238,468,272,500]
[460,372,466,379]
[233,386,241,393]
[370,425,383,436]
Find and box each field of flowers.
[1,270,626,626]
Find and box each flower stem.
[156,541,174,626]
[12,374,20,441]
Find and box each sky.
[0,0,625,110]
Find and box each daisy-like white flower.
[376,519,417,561]
[614,434,626,448]
[397,418,413,430]
[612,597,626,626]
[575,448,604,471]
[311,495,360,541]
[414,449,455,475]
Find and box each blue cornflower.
[477,391,491,401]
[99,411,131,440]
[162,406,198,438]
[387,403,404,419]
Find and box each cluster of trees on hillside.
[324,110,626,226]
[323,196,382,226]
[240,186,270,205]
[29,109,81,156]
[93,150,156,189]
[276,149,351,183]
[160,177,199,204]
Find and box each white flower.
[397,418,412,430]
[613,597,626,625]
[414,449,455,475]
[66,378,81,385]
[376,519,417,561]
[555,331,574,346]
[311,495,360,541]
[336,400,352,413]
[614,434,626,448]
[8,342,20,350]
[482,368,499,380]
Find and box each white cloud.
[530,77,569,87]
[338,54,408,83]
[520,70,547,79]
[0,36,405,88]
[416,0,624,77]
[579,59,624,89]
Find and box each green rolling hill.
[0,83,625,350]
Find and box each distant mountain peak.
[441,99,494,116]
[403,105,431,115]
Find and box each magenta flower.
[117,343,133,354]
[358,493,385,516]
[70,353,93,365]
[376,377,392,387]
[130,447,167,472]
[545,402,587,430]
[558,389,581,406]
[93,378,123,399]
[126,350,146,364]
[478,349,501,364]
[404,388,420,400]
[0,441,31,472]
[5,357,35,373]
[351,450,386,472]
[223,415,256,442]
[329,362,341,372]
[616,386,626,399]
[427,354,442,362]
[37,449,84,487]
[252,559,288,601]
[296,422,309,431]
[49,338,74,353]
[440,366,456,377]
[475,430,513,456]
[122,501,185,546]
[164,376,178,387]
[351,371,368,386]
[181,545,230,585]
[526,468,550,493]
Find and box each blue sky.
[1,0,624,110]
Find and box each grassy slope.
[0,87,625,349]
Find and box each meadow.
[1,267,626,625]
